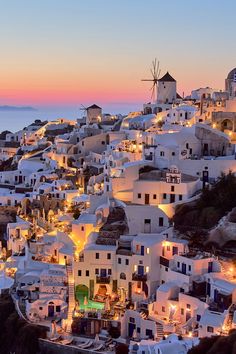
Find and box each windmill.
[141,59,161,103]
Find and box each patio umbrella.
[84,296,88,306]
[104,297,111,311]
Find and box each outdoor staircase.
[156,322,164,340]
[66,264,76,322]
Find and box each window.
[171,185,175,192]
[137,327,140,333]
[187,304,191,309]
[172,152,175,156]
[95,268,99,274]
[120,272,126,279]
[144,219,151,224]
[129,317,135,323]
[181,308,184,315]
[125,259,129,265]
[207,326,214,333]
[159,217,164,227]
[138,193,141,199]
[146,266,150,273]
[39,306,43,310]
[146,329,153,338]
[160,151,165,156]
[146,248,150,255]
[56,305,61,312]
[197,314,201,321]
[107,253,111,260]
[108,269,112,275]
[153,194,157,200]
[188,265,191,272]
[163,193,167,199]
[86,270,89,277]
[118,258,121,264]
[95,253,99,259]
[78,270,82,276]
[81,226,84,231]
[179,194,183,201]
[162,306,165,312]
[165,267,168,272]
[167,245,170,251]
[186,143,189,149]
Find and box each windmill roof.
[87,104,102,109]
[158,71,176,82]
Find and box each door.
[172,246,178,255]
[144,219,151,233]
[138,265,144,276]
[170,194,175,203]
[214,289,218,303]
[48,304,54,317]
[203,143,208,155]
[128,323,136,337]
[182,263,186,275]
[208,262,213,273]
[186,311,191,322]
[145,194,150,205]
[101,269,107,277]
[141,246,145,256]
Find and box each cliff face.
[0,294,47,354]
[208,207,236,247]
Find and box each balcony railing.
[132,272,147,282]
[96,276,110,284]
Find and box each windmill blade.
[141,79,154,81]
[80,104,87,111]
[150,68,155,78]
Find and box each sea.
[0,103,140,133]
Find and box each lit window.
[147,247,150,254]
[134,265,137,272]
[146,266,149,273]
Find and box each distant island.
[0,105,37,111]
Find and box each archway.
[221,119,233,131]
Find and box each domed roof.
[227,68,236,79]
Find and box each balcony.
[96,276,110,284]
[132,272,147,282]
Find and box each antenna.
[141,59,161,103]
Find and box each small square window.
[126,259,129,265]
[153,194,157,200]
[95,253,99,259]
[107,253,111,260]
[118,258,121,264]
[78,270,82,276]
[138,193,141,199]
[171,186,175,192]
[187,304,191,309]
[95,268,99,274]
[86,270,89,277]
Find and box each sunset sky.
[1,0,236,111]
